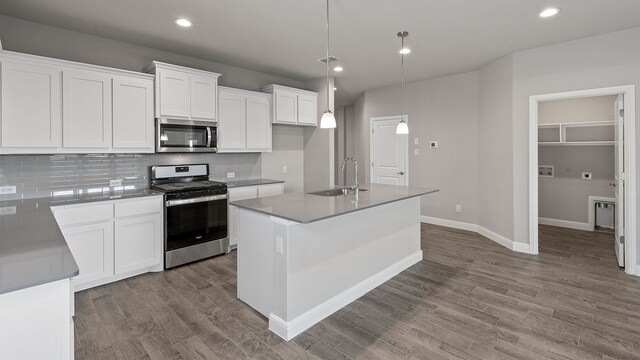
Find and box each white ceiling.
[2,0,640,106]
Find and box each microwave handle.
[206,127,212,148]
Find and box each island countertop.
[230,183,438,223]
[0,188,161,295]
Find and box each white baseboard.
[268,250,423,341]
[420,216,478,232]
[421,216,534,254]
[539,217,591,231]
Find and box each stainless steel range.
[150,164,228,269]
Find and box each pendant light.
[396,31,409,135]
[320,0,337,129]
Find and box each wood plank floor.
[74,224,640,360]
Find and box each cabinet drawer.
[258,183,284,198]
[53,203,113,226]
[115,196,162,218]
[229,186,258,201]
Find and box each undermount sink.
[308,188,368,197]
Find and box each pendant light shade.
[320,0,336,129]
[320,110,337,128]
[396,119,409,134]
[396,31,409,135]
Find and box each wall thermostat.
[429,141,439,149]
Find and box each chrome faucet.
[340,157,359,191]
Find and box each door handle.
[397,171,405,175]
[610,182,616,187]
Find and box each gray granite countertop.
[223,178,285,188]
[230,183,438,223]
[0,188,162,295]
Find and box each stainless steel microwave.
[156,119,217,153]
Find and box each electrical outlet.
[0,186,16,195]
[456,204,462,213]
[582,172,592,180]
[414,138,419,145]
[276,236,284,254]
[414,148,419,156]
[109,179,123,187]
[227,172,235,179]
[282,165,288,174]
[430,141,439,149]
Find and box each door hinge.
[620,109,625,118]
[620,172,626,182]
[371,162,374,167]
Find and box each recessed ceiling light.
[399,47,411,55]
[175,18,194,27]
[333,66,344,72]
[539,7,560,18]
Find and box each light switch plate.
[0,186,16,195]
[276,236,284,254]
[456,204,462,213]
[414,148,419,156]
[430,141,439,149]
[414,138,419,145]
[282,165,288,174]
[227,172,235,179]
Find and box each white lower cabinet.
[115,213,162,275]
[52,195,163,292]
[228,183,284,247]
[60,221,114,286]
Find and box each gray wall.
[0,16,304,92]
[0,153,261,201]
[478,54,515,239]
[303,78,335,192]
[512,27,640,255]
[260,126,305,193]
[539,95,617,124]
[352,72,480,224]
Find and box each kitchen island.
[231,183,438,340]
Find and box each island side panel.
[271,196,422,339]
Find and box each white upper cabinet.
[1,60,61,149]
[145,61,220,122]
[262,84,318,127]
[218,87,272,153]
[0,51,155,154]
[112,75,154,150]
[246,95,271,150]
[157,67,190,118]
[62,69,112,149]
[218,89,246,150]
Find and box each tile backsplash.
[0,153,261,200]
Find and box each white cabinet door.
[297,93,318,126]
[112,76,154,151]
[1,61,61,149]
[114,213,162,275]
[218,90,246,150]
[228,186,259,247]
[158,68,190,118]
[274,90,298,124]
[61,221,114,287]
[62,70,112,148]
[246,95,271,150]
[190,74,217,121]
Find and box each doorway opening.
[369,116,409,186]
[529,86,637,276]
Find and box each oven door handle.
[166,194,227,207]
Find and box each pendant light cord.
[326,0,331,112]
[400,35,404,118]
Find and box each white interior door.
[614,95,625,267]
[371,117,408,186]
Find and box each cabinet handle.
[397,171,405,175]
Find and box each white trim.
[268,250,423,341]
[420,216,477,232]
[538,217,591,231]
[420,216,534,254]
[529,85,637,275]
[587,196,616,232]
[369,115,409,186]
